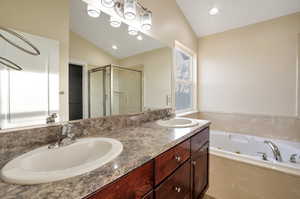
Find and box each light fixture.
[101,0,115,8]
[112,45,118,50]
[90,0,152,33]
[209,7,219,15]
[137,35,143,40]
[110,16,122,28]
[87,4,101,18]
[141,11,152,31]
[124,0,137,20]
[128,26,138,35]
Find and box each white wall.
[198,13,300,117]
[298,33,300,117]
[119,48,173,110]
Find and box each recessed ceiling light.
[112,45,118,50]
[209,7,219,16]
[137,35,143,41]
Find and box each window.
[174,43,197,114]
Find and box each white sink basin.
[1,137,123,185]
[156,118,198,128]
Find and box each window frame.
[172,41,198,115]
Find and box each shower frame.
[88,64,144,117]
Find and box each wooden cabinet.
[191,128,209,154]
[155,160,191,199]
[191,142,209,199]
[85,127,209,199]
[155,139,190,185]
[142,191,154,199]
[85,161,153,199]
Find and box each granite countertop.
[0,118,210,199]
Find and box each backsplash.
[0,108,172,168]
[185,111,300,142]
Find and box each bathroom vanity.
[0,110,210,199]
[85,127,209,199]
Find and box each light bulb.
[209,7,219,15]
[128,26,138,36]
[124,0,137,20]
[101,0,115,8]
[141,11,152,31]
[87,4,101,18]
[110,16,122,28]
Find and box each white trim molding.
[172,41,198,115]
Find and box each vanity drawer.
[191,128,209,155]
[155,140,190,185]
[86,160,154,199]
[155,160,191,199]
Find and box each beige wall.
[119,47,173,109]
[0,0,69,121]
[69,31,119,67]
[140,0,198,52]
[208,155,300,199]
[198,12,300,117]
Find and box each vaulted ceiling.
[176,0,300,37]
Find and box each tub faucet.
[264,140,282,162]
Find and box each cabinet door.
[86,161,153,199]
[155,160,191,199]
[191,142,209,199]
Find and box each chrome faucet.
[46,113,57,124]
[264,140,282,162]
[48,123,76,149]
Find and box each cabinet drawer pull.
[174,186,182,193]
[174,155,181,163]
[192,160,196,166]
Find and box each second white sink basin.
[157,118,199,128]
[1,137,123,185]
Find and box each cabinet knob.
[174,155,181,163]
[192,160,196,166]
[174,186,181,193]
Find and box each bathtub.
[210,130,300,177]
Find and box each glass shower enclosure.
[88,64,143,117]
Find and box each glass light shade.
[110,16,122,28]
[101,0,115,8]
[137,35,143,40]
[141,11,152,31]
[128,26,138,36]
[124,0,137,20]
[87,4,101,18]
[209,7,219,15]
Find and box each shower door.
[88,65,142,117]
[112,66,142,115]
[88,68,108,118]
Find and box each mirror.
[0,0,173,130]
[69,0,172,120]
[0,27,59,130]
